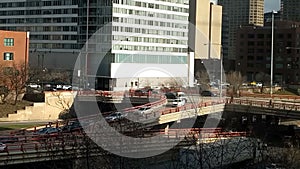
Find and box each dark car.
[61,121,82,132]
[134,89,147,96]
[201,90,217,97]
[35,127,61,135]
[105,112,127,122]
[165,92,177,99]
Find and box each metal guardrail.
[77,90,162,98]
[0,128,248,155]
[227,98,300,112]
[241,93,300,100]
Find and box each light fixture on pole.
[270,10,277,98]
[286,47,300,50]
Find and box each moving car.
[0,142,7,152]
[35,127,61,135]
[201,90,217,97]
[172,98,185,107]
[105,112,127,122]
[256,82,263,87]
[176,92,188,102]
[61,121,82,132]
[135,106,152,115]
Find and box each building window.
[248,41,255,46]
[3,52,13,60]
[4,38,14,46]
[248,34,255,38]
[247,55,254,60]
[257,34,264,39]
[275,64,283,69]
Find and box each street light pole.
[220,46,223,98]
[270,10,277,98]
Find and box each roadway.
[1,91,300,165]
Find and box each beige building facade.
[191,0,222,60]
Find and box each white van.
[172,99,185,107]
[176,92,188,102]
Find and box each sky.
[211,0,281,13]
[264,0,280,12]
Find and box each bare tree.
[0,63,28,105]
[0,86,9,104]
[163,78,184,88]
[195,70,210,91]
[257,139,300,169]
[255,72,270,93]
[176,132,258,169]
[226,71,245,97]
[44,69,71,84]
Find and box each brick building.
[0,30,29,68]
[236,21,300,85]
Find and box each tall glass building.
[0,0,189,90]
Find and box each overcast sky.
[212,0,281,13]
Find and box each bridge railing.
[160,99,226,115]
[227,98,300,111]
[241,93,300,100]
[77,90,163,99]
[0,128,249,155]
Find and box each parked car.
[201,90,217,97]
[62,84,72,90]
[242,83,248,87]
[172,98,185,107]
[256,82,263,87]
[27,83,41,89]
[0,142,7,152]
[250,81,257,86]
[105,112,127,122]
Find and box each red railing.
[227,98,300,111]
[0,127,249,154]
[77,90,163,98]
[241,93,300,100]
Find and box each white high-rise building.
[0,0,190,90]
[83,0,190,90]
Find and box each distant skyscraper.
[281,0,300,21]
[218,0,264,63]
